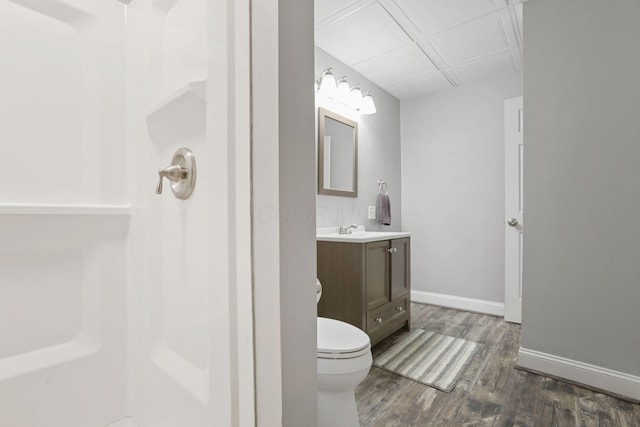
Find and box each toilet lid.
[317,317,370,358]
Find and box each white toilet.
[317,280,372,427]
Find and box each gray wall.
[315,48,402,232]
[401,73,522,302]
[521,0,640,376]
[280,0,317,424]
[251,0,317,423]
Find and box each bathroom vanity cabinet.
[317,237,410,345]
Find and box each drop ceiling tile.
[314,0,366,26]
[351,43,437,85]
[393,0,505,38]
[383,72,452,99]
[448,53,517,85]
[426,11,512,66]
[315,2,412,66]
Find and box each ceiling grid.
[315,0,525,99]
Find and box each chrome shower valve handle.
[155,148,197,199]
[156,165,187,194]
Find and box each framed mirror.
[318,107,358,197]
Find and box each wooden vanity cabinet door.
[316,241,366,330]
[391,238,410,299]
[365,240,391,310]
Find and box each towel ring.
[377,179,389,195]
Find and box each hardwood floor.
[355,303,640,426]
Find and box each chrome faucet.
[339,224,358,234]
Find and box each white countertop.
[316,227,411,243]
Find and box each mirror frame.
[317,107,358,197]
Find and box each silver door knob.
[507,218,518,227]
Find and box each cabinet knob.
[374,317,383,324]
[387,247,397,253]
[395,306,404,312]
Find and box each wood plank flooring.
[355,303,640,426]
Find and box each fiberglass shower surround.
[0,0,251,426]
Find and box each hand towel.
[376,193,391,225]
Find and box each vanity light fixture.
[336,76,350,103]
[316,67,377,115]
[359,92,377,115]
[348,84,363,110]
[318,68,337,99]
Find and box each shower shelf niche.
[146,80,206,145]
[0,203,131,215]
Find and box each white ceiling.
[315,0,524,100]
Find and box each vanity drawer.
[366,295,409,345]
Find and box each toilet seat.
[317,317,370,359]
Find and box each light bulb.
[318,68,336,99]
[359,93,377,114]
[336,77,350,103]
[348,85,363,110]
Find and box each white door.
[504,96,524,324]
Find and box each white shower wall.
[0,1,129,425]
[0,1,252,426]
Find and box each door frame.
[250,0,284,424]
[251,0,318,425]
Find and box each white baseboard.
[518,347,640,401]
[411,290,504,317]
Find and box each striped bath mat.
[373,329,482,393]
